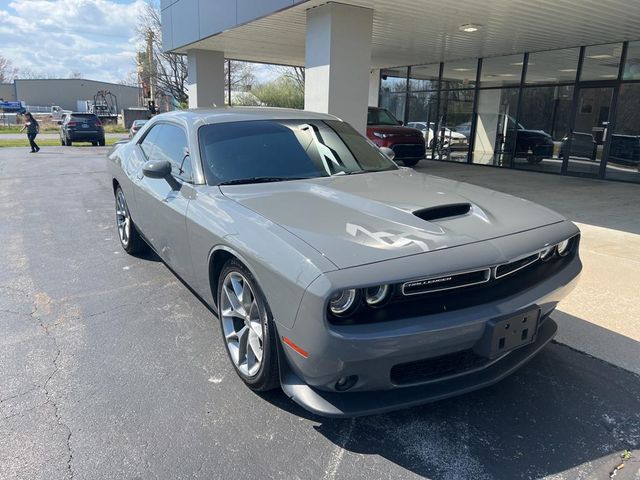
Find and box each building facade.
[161,0,640,183]
[3,78,141,112]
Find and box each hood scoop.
[413,203,472,222]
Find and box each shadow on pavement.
[261,342,640,479]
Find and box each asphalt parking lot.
[1,147,639,480]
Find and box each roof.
[157,107,340,125]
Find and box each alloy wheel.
[115,189,130,247]
[220,272,264,377]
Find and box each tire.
[217,259,279,391]
[65,138,72,146]
[98,138,106,147]
[402,158,420,167]
[92,141,98,146]
[114,186,148,254]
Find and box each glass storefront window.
[606,83,640,182]
[433,89,475,163]
[472,88,519,166]
[409,64,439,91]
[513,86,574,173]
[622,41,640,80]
[480,55,523,87]
[526,48,580,85]
[580,43,622,82]
[379,67,408,121]
[442,59,477,89]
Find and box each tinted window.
[149,124,192,181]
[139,124,161,158]
[69,114,99,123]
[367,108,400,126]
[198,120,397,185]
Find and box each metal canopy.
[170,0,640,68]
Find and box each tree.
[137,1,188,104]
[136,1,255,107]
[269,65,305,91]
[0,56,18,83]
[252,76,304,109]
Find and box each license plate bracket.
[474,307,540,359]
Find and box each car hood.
[219,169,564,269]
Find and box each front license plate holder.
[474,307,540,359]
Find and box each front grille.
[402,268,490,295]
[391,144,425,159]
[495,253,540,278]
[390,349,491,385]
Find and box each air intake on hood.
[413,203,471,222]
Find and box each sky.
[0,0,148,83]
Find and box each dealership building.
[161,0,640,183]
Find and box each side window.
[139,124,161,158]
[148,124,192,182]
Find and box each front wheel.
[98,138,106,146]
[217,259,279,391]
[402,158,421,167]
[115,186,148,254]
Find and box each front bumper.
[275,222,581,417]
[280,317,557,417]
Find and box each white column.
[305,3,373,133]
[368,68,380,107]
[187,49,225,109]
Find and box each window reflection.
[606,83,640,182]
[580,43,622,82]
[472,88,519,166]
[379,68,408,121]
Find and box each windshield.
[367,108,400,126]
[198,119,398,185]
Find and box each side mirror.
[56,120,62,125]
[380,147,396,161]
[397,120,404,126]
[142,159,172,179]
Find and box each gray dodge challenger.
[108,108,581,417]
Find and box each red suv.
[366,107,426,166]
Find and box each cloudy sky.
[0,0,147,83]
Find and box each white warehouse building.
[161,0,640,183]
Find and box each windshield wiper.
[218,176,313,186]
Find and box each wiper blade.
[218,177,312,186]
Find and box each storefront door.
[564,86,615,176]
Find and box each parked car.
[59,112,105,146]
[367,107,425,166]
[108,108,581,417]
[558,132,597,160]
[129,119,148,138]
[407,121,468,150]
[609,134,640,167]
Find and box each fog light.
[329,289,359,316]
[540,246,555,261]
[335,375,358,391]
[365,284,391,307]
[557,239,571,256]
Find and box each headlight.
[329,289,360,316]
[373,131,389,139]
[540,246,555,261]
[557,239,571,256]
[364,284,391,307]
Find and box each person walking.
[20,112,40,153]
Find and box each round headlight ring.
[329,289,359,316]
[540,246,555,261]
[365,284,391,307]
[557,239,571,257]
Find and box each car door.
[135,122,195,282]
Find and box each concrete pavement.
[1,147,638,480]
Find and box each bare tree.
[269,65,305,91]
[137,1,188,104]
[69,71,82,79]
[0,56,18,83]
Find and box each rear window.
[70,114,98,122]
